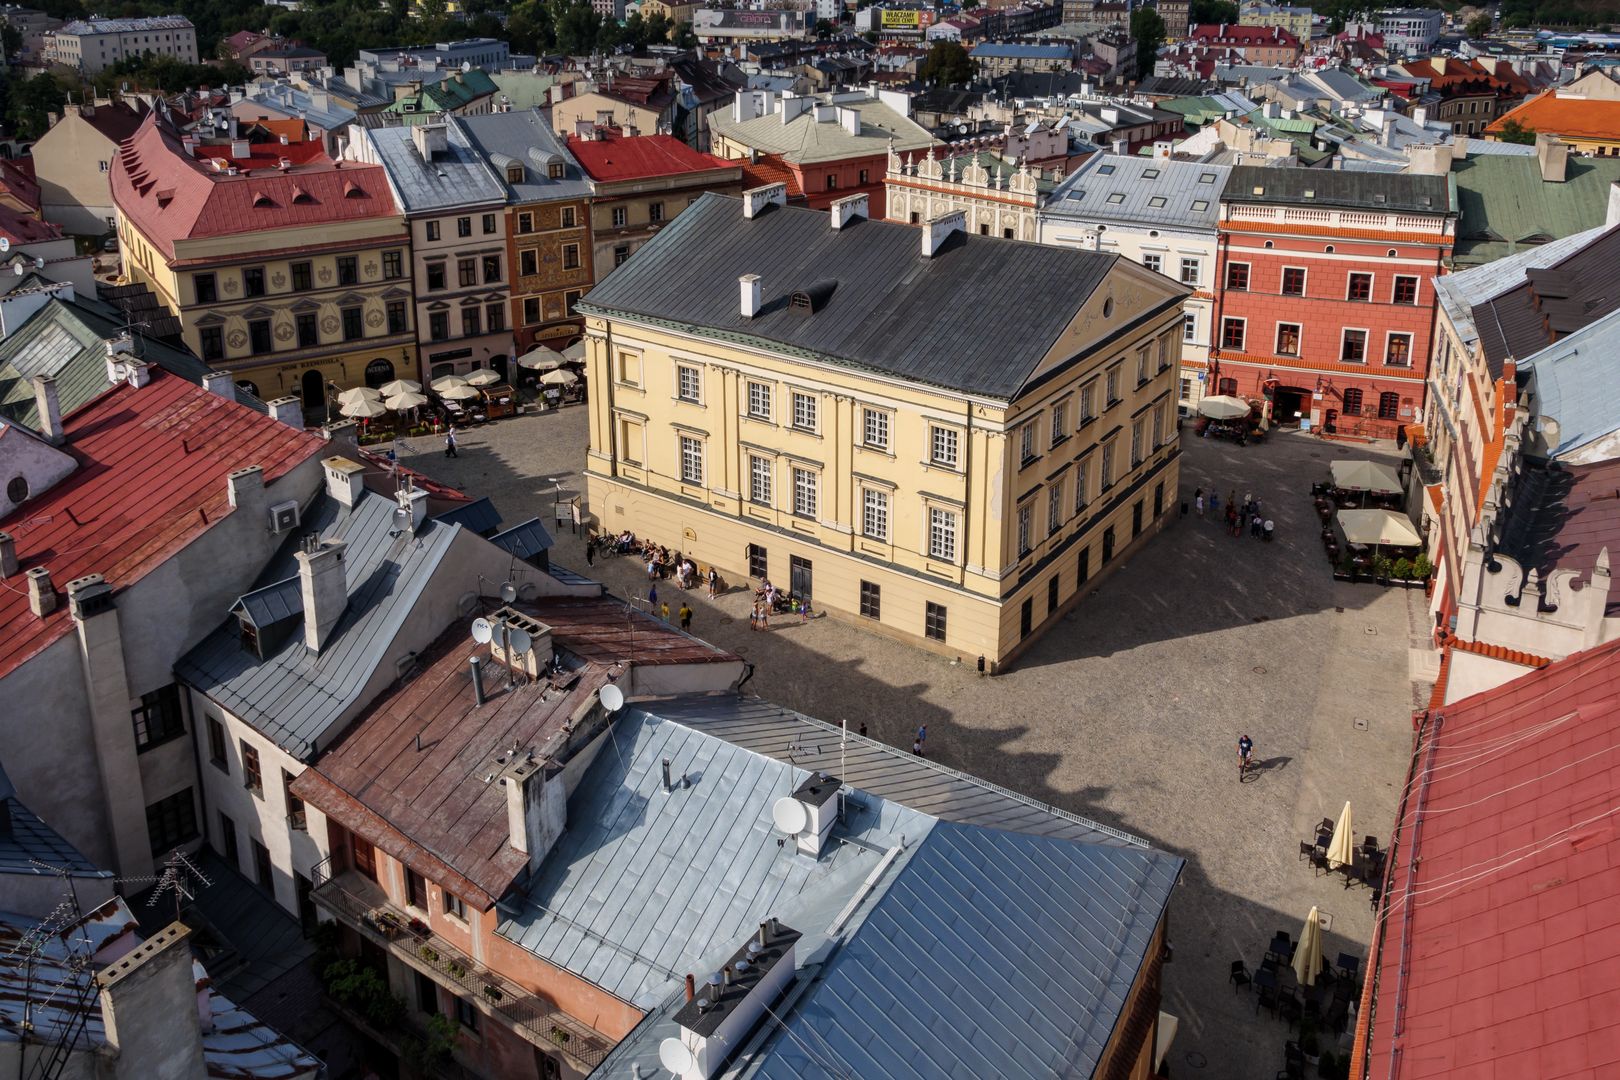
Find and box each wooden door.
[352,835,377,882]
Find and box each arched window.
[1342,388,1363,415]
[1378,392,1401,420]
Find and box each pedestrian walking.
[707,567,718,598]
[1195,488,1205,517]
[800,599,812,623]
[916,724,927,752]
[678,602,692,630]
[748,606,759,631]
[660,601,670,621]
[585,540,594,566]
[1264,519,1275,542]
[444,426,458,458]
[912,738,924,756]
[1251,513,1263,539]
[1211,490,1221,515]
[859,722,868,738]
[648,583,658,610]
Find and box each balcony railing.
[311,861,612,1069]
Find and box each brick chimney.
[294,539,347,652]
[95,923,207,1080]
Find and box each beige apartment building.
[580,188,1187,666]
[46,15,197,74]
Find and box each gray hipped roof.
[364,119,506,213]
[456,109,593,204]
[1223,164,1453,214]
[579,194,1121,401]
[1045,153,1231,230]
[177,490,461,758]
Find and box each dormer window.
[252,191,273,207]
[292,187,316,205]
[506,164,524,183]
[237,616,261,658]
[549,163,564,179]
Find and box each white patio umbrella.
[377,378,421,397]
[1293,907,1325,987]
[1326,802,1356,871]
[439,382,481,401]
[561,340,585,362]
[385,390,429,410]
[431,375,470,393]
[340,397,390,419]
[465,369,502,386]
[539,368,579,387]
[1198,395,1251,421]
[1331,460,1403,495]
[1336,510,1421,548]
[516,345,566,371]
[337,386,381,404]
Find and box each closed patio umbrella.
[1198,395,1250,421]
[465,369,502,386]
[340,397,389,419]
[377,379,421,397]
[439,383,481,401]
[337,386,381,404]
[1293,906,1325,987]
[431,375,470,393]
[516,346,565,371]
[539,368,579,386]
[1326,802,1356,870]
[385,390,429,410]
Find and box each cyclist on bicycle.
[1238,734,1254,774]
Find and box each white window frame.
[1020,422,1037,462]
[1047,483,1063,535]
[1141,252,1162,273]
[1130,419,1144,467]
[1080,379,1098,421]
[1392,274,1420,305]
[1384,331,1414,367]
[1346,271,1375,302]
[1016,503,1033,556]
[749,454,772,505]
[1341,327,1370,364]
[862,488,889,540]
[930,424,959,468]
[1151,403,1164,449]
[791,391,818,433]
[1280,265,1308,296]
[1105,364,1121,405]
[1179,257,1201,286]
[1276,321,1302,357]
[1135,347,1149,385]
[1157,335,1171,372]
[792,466,818,518]
[1182,312,1198,343]
[1220,316,1247,352]
[928,506,957,562]
[746,380,772,420]
[1074,458,1089,511]
[676,364,701,403]
[1101,439,1116,488]
[679,435,704,485]
[862,407,890,451]
[1050,398,1069,445]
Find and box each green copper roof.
[1452,153,1620,267]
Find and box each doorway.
[1272,387,1309,427]
[300,370,325,409]
[352,835,377,882]
[1102,526,1116,563]
[296,873,317,934]
[789,555,812,601]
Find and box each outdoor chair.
[1338,953,1360,981]
[1298,841,1316,862]
[1231,960,1252,992]
[1362,835,1379,851]
[1256,983,1281,1018]
[1279,992,1303,1029]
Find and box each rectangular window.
[616,351,641,385]
[207,716,227,771]
[1385,332,1412,367]
[612,206,628,228]
[557,243,578,271]
[561,206,576,228]
[252,839,273,893]
[862,408,889,450]
[614,245,630,267]
[1220,318,1246,351]
[1131,419,1144,466]
[406,869,427,910]
[1051,400,1068,444]
[1142,253,1162,273]
[218,811,238,867]
[517,212,533,234]
[1017,504,1033,556]
[929,506,957,561]
[1341,329,1368,363]
[793,467,818,518]
[417,971,439,1015]
[387,301,408,334]
[461,307,481,337]
[1080,381,1097,421]
[457,216,472,238]
[1183,313,1197,343]
[426,263,446,291]
[426,220,441,242]
[680,435,703,484]
[749,455,772,505]
[296,313,318,348]
[1179,257,1200,286]
[458,259,477,287]
[482,255,501,284]
[1393,275,1418,305]
[1047,484,1062,535]
[200,326,223,361]
[243,267,265,297]
[924,601,947,642]
[1225,262,1250,291]
[1020,422,1037,464]
[862,488,889,540]
[1101,440,1116,488]
[1158,336,1171,372]
[1074,459,1089,511]
[859,581,881,619]
[146,789,198,855]
[443,890,467,921]
[931,425,959,467]
[456,997,479,1032]
[1276,322,1301,356]
[1347,272,1373,302]
[1048,575,1060,615]
[383,250,403,279]
[747,381,771,420]
[1106,365,1121,405]
[649,201,664,223]
[482,212,496,234]
[341,306,363,341]
[194,272,217,303]
[1281,266,1306,296]
[1136,348,1149,386]
[336,256,358,286]
[520,249,539,276]
[677,365,701,402]
[249,319,272,354]
[487,303,504,333]
[241,741,262,795]
[791,391,817,431]
[748,544,768,579]
[131,685,185,750]
[284,770,305,831]
[1152,403,1165,449]
[429,312,449,341]
[522,297,540,325]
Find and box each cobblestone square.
[398,408,1426,1079]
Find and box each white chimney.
[202,370,237,402]
[829,193,868,229]
[813,103,835,123]
[227,465,265,520]
[1535,132,1568,183]
[1153,140,1172,160]
[323,456,366,508]
[503,753,566,876]
[921,209,965,258]
[838,106,861,135]
[267,395,304,429]
[294,539,347,653]
[740,274,762,318]
[1607,181,1620,228]
[95,923,207,1080]
[32,375,63,445]
[665,921,802,1080]
[26,567,54,617]
[742,182,787,219]
[789,772,839,857]
[396,483,429,532]
[230,138,250,159]
[411,122,449,161]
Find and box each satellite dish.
[508,627,533,654]
[659,1039,695,1074]
[600,684,624,712]
[0,237,10,253]
[771,796,808,835]
[471,618,494,644]
[499,581,518,603]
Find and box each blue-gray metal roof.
[490,517,554,560]
[1522,307,1620,460]
[1044,153,1231,231]
[457,109,594,204]
[1433,224,1608,348]
[176,490,461,759]
[0,798,110,878]
[364,119,507,214]
[578,194,1121,401]
[434,494,502,535]
[232,576,303,629]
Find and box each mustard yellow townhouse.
[579,186,1189,666]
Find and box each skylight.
[1142,168,1160,179]
[1148,196,1167,207]
[1097,164,1116,175]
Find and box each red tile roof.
[191,137,327,171]
[1435,631,1553,669]
[566,129,736,183]
[0,158,41,215]
[1189,23,1300,47]
[112,114,402,259]
[0,203,62,245]
[1365,637,1620,1079]
[0,370,326,681]
[737,154,803,198]
[527,597,740,666]
[1487,89,1620,142]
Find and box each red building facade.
[1210,167,1455,439]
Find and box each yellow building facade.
[580,190,1187,665]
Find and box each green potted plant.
[482,984,503,1004]
[446,959,467,979]
[418,945,438,963]
[1392,556,1413,581]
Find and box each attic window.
[1420,195,1433,207]
[1252,185,1265,195]
[343,180,365,198]
[548,163,565,179]
[506,164,524,183]
[292,187,316,205]
[1097,164,1115,175]
[155,188,175,207]
[252,191,274,207]
[1303,189,1315,198]
[1198,172,1216,183]
[1106,193,1125,203]
[1148,196,1167,207]
[789,279,837,315]
[1191,199,1209,211]
[1373,193,1387,204]
[1142,168,1160,179]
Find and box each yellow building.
[111,114,416,411]
[579,187,1188,665]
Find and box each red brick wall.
[1211,227,1447,435]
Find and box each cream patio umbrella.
[516,345,566,371]
[1293,906,1326,987]
[539,368,579,386]
[1198,395,1251,421]
[337,386,381,404]
[340,396,390,419]
[561,340,585,362]
[431,375,470,393]
[1326,801,1356,870]
[439,382,481,401]
[385,390,430,410]
[377,378,421,397]
[1330,460,1403,495]
[465,369,502,387]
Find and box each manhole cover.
[1184,1051,1208,1069]
[1365,626,1378,636]
[1354,718,1369,731]
[1252,665,1267,675]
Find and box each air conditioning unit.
[269,500,301,533]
